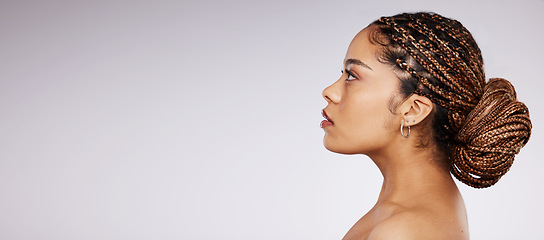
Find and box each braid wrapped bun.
[373,12,532,188]
[452,78,532,188]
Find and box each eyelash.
[341,70,356,82]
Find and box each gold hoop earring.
[400,121,410,138]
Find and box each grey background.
[1,0,542,239]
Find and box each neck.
[370,146,455,205]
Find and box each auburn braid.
[370,12,532,188]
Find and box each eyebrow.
[344,58,373,71]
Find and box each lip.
[321,109,334,128]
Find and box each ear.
[397,94,434,126]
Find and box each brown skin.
[322,26,469,240]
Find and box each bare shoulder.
[367,209,468,240]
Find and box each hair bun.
[451,78,532,188]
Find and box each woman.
[321,12,532,239]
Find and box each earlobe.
[401,95,434,126]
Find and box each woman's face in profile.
[321,26,404,155]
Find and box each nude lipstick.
[321,109,334,128]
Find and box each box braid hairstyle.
[369,12,532,188]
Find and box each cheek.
[329,92,397,152]
[343,93,391,129]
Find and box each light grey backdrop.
[1,0,542,239]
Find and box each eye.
[345,70,356,82]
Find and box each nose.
[322,79,341,104]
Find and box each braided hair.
[369,12,532,188]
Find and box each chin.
[323,141,362,155]
[324,137,379,155]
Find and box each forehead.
[344,27,378,64]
